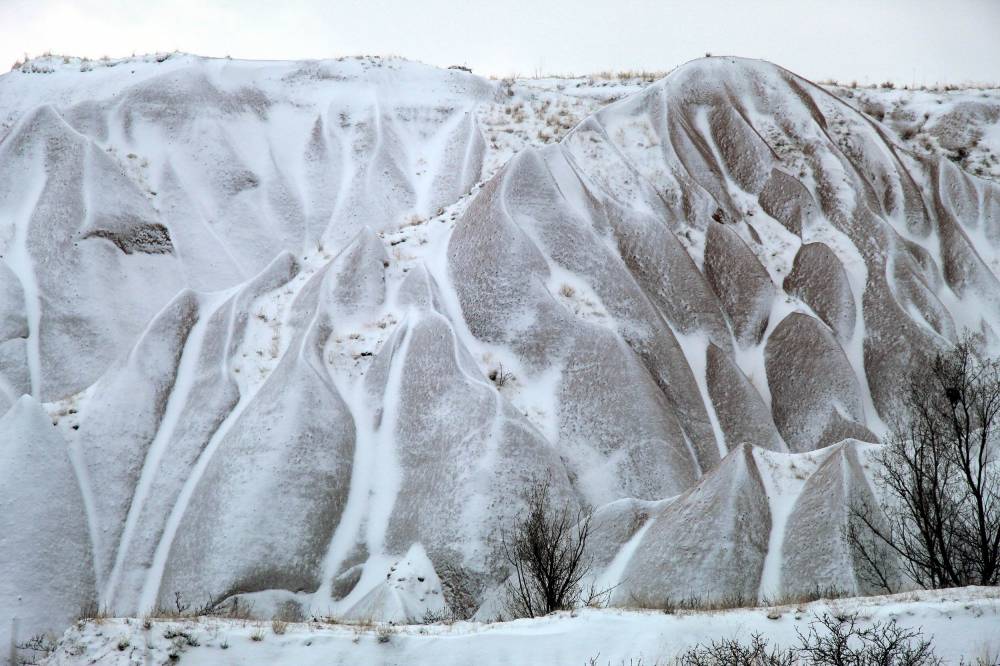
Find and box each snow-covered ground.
[35,587,1000,665]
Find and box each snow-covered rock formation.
[2,53,1000,646]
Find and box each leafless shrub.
[420,608,451,624]
[796,613,941,665]
[677,613,941,665]
[965,642,1000,666]
[498,482,594,618]
[275,600,304,622]
[489,363,514,388]
[678,632,795,666]
[271,618,288,635]
[15,634,57,665]
[162,626,199,647]
[209,595,255,620]
[623,584,851,616]
[148,591,237,620]
[375,623,394,644]
[848,338,1000,591]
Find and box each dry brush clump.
[676,613,943,665]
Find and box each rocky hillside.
[2,53,1000,648]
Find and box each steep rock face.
[0,397,95,651]
[157,316,356,604]
[322,228,390,318]
[152,250,356,607]
[765,313,875,452]
[448,149,713,501]
[0,105,184,401]
[758,168,817,236]
[784,242,857,343]
[357,297,576,577]
[0,261,29,413]
[781,441,899,596]
[584,56,1000,424]
[74,289,201,587]
[101,254,299,607]
[702,222,775,346]
[706,343,786,451]
[614,445,771,605]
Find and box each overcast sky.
[2,0,999,85]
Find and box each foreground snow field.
[37,588,1000,665]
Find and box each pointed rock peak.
[716,441,761,477]
[346,226,389,260]
[506,146,558,189]
[818,409,879,449]
[0,104,84,156]
[396,263,444,311]
[116,288,200,370]
[252,250,300,289]
[706,342,787,453]
[320,227,389,316]
[765,312,869,452]
[15,104,75,136]
[759,168,817,236]
[677,441,765,505]
[0,393,50,429]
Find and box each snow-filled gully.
[103,291,221,608]
[138,292,252,612]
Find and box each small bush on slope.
[498,482,594,618]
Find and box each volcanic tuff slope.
[2,54,1000,643]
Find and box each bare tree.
[848,338,1000,590]
[498,482,593,618]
